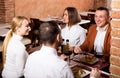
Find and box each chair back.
[29,18,43,47]
[88,14,95,24]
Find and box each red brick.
[111,47,120,56]
[111,0,120,9]
[110,65,120,76]
[15,0,95,20]
[111,20,120,28]
[94,0,106,9]
[110,55,120,67]
[0,0,14,23]
[110,74,120,78]
[111,38,120,48]
[0,0,107,24]
[111,11,120,19]
[111,28,120,38]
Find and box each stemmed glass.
[62,46,74,65]
[63,50,73,65]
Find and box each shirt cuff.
[90,76,95,78]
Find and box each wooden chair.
[29,18,44,47]
[88,13,95,24]
[88,9,96,12]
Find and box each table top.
[78,20,90,25]
[79,12,95,16]
[0,24,10,37]
[40,17,90,25]
[40,16,62,21]
[68,54,110,78]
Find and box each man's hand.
[90,68,101,78]
[74,46,82,53]
[59,54,68,60]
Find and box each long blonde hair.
[2,16,28,65]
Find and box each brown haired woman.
[61,7,87,47]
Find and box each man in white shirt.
[24,21,101,78]
[24,21,74,78]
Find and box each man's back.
[24,46,74,78]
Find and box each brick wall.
[110,0,120,77]
[0,0,5,23]
[94,0,107,9]
[15,0,94,19]
[4,0,15,23]
[0,0,95,24]
[0,0,14,24]
[0,0,107,24]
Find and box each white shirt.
[24,45,74,78]
[61,23,86,46]
[2,33,28,78]
[94,25,108,55]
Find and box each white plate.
[73,54,99,65]
[80,69,90,78]
[80,56,99,65]
[72,66,90,78]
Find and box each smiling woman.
[2,16,31,78]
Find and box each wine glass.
[62,46,74,65]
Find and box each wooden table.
[40,17,90,25]
[79,12,95,16]
[68,54,110,78]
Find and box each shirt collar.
[13,33,23,41]
[96,24,108,31]
[41,45,58,55]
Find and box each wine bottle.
[66,39,70,51]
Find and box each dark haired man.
[24,21,74,78]
[24,21,101,78]
[74,7,111,62]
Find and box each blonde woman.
[2,16,31,78]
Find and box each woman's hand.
[90,68,101,78]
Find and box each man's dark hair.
[39,21,60,45]
[96,7,109,16]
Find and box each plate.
[73,54,98,65]
[80,55,99,65]
[72,66,90,78]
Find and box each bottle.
[66,39,70,51]
[61,39,65,54]
[62,39,65,45]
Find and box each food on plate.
[84,55,96,62]
[72,67,86,78]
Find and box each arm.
[15,46,28,77]
[78,30,87,46]
[61,64,74,78]
[59,54,68,60]
[80,25,97,52]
